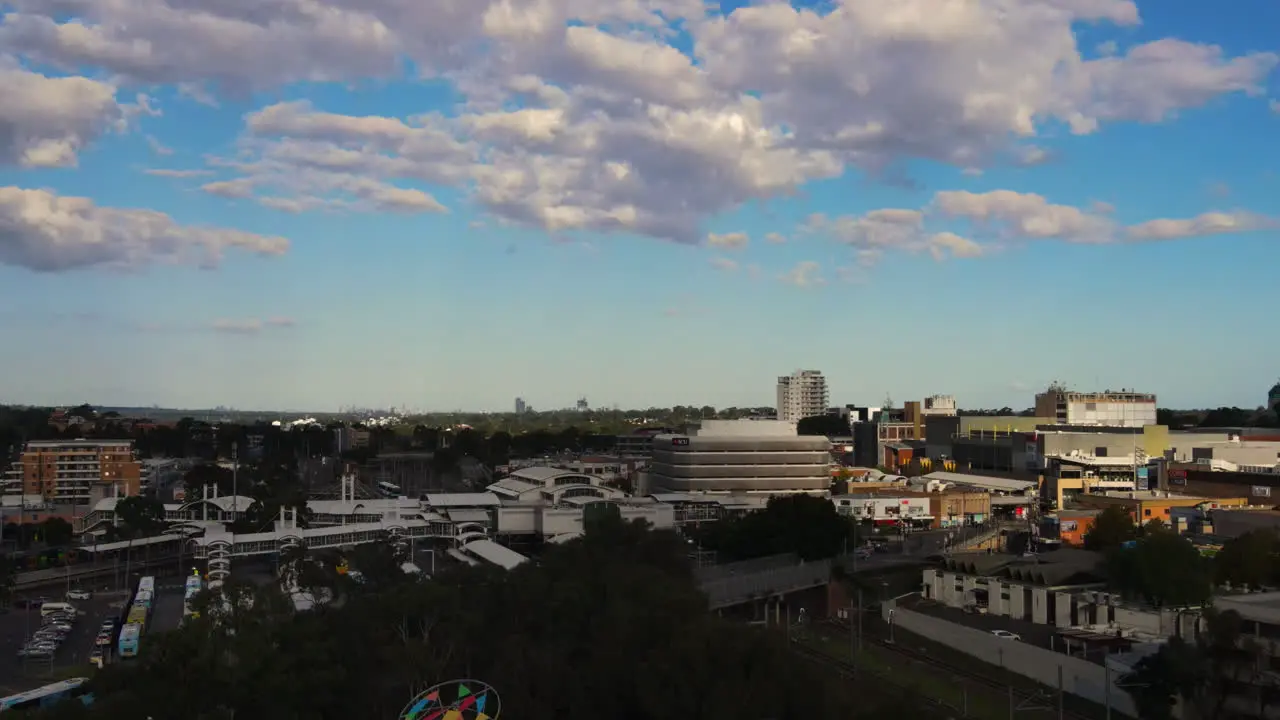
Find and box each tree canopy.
[30,519,866,720]
[695,494,859,562]
[1083,505,1137,551]
[1104,523,1211,608]
[1123,609,1279,720]
[1213,529,1280,590]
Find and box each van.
[40,602,77,617]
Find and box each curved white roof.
[181,495,257,513]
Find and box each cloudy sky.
[1,0,1278,412]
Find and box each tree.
[38,517,74,547]
[1105,528,1211,608]
[697,494,859,561]
[1083,505,1137,551]
[0,553,14,608]
[1124,609,1274,720]
[36,520,863,720]
[114,495,168,538]
[1214,530,1280,590]
[182,463,235,501]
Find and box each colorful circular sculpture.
[400,679,501,720]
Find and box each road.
[0,578,189,696]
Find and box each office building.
[1,439,142,505]
[920,395,957,417]
[514,397,527,414]
[647,419,831,494]
[776,370,829,422]
[1034,384,1156,428]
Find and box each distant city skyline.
[1,1,1277,412]
[3,376,1277,416]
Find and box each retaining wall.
[884,603,1138,717]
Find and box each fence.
[885,604,1137,717]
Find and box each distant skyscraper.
[514,397,527,414]
[776,370,829,422]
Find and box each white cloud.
[707,231,749,249]
[0,186,288,272]
[1270,99,1280,115]
[933,190,1116,243]
[780,260,824,288]
[0,64,125,168]
[694,0,1273,166]
[1,0,1276,250]
[709,256,739,272]
[144,168,213,178]
[764,232,787,244]
[1126,211,1277,241]
[212,317,296,335]
[146,135,173,156]
[805,190,1276,265]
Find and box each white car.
[67,590,92,601]
[991,630,1022,641]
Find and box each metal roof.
[922,471,1036,492]
[445,509,491,524]
[423,492,500,508]
[461,539,529,571]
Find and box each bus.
[125,605,148,630]
[136,576,156,595]
[0,679,93,713]
[117,624,141,658]
[376,481,401,497]
[183,572,204,620]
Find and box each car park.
[15,603,80,661]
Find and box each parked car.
[990,630,1022,641]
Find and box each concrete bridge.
[696,552,930,611]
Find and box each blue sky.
[1,0,1278,412]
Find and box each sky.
[1,0,1278,413]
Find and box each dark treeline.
[24,518,925,720]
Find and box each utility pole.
[848,600,856,670]
[1104,663,1112,720]
[1058,665,1064,720]
[856,587,864,652]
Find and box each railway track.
[787,641,957,717]
[809,620,1098,720]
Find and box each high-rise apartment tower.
[776,370,829,423]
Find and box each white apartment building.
[920,395,957,417]
[1034,385,1157,428]
[776,370,829,422]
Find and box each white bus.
[183,572,204,620]
[376,481,401,497]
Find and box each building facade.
[2,440,142,505]
[776,370,829,423]
[647,420,831,494]
[1033,385,1157,428]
